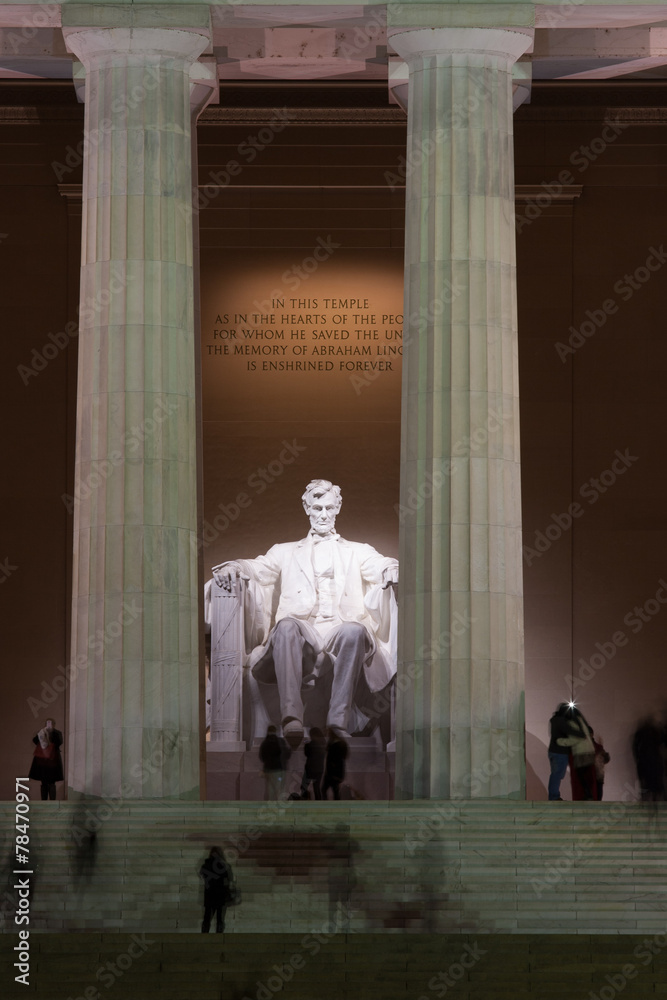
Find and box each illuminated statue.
[205,479,398,748]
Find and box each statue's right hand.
[211,562,245,591]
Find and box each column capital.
[387,3,535,31]
[61,3,212,32]
[64,26,210,67]
[389,26,533,64]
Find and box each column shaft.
[392,28,531,799]
[65,28,209,798]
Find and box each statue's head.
[302,479,342,536]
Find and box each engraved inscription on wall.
[207,296,403,380]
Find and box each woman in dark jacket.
[29,718,63,800]
[322,730,349,801]
[301,727,326,799]
[199,846,234,933]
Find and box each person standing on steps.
[29,718,64,800]
[322,729,348,801]
[199,846,234,933]
[301,727,326,800]
[547,703,572,800]
[259,725,291,800]
[558,706,597,801]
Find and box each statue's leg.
[325,623,371,735]
[271,618,306,732]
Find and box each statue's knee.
[275,618,300,638]
[339,622,367,647]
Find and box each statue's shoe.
[283,720,304,749]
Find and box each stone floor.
[3,932,667,999]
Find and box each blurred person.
[300,726,326,800]
[592,732,611,801]
[259,725,291,800]
[632,712,666,802]
[547,703,573,800]
[28,718,63,800]
[326,823,359,932]
[322,729,348,801]
[199,846,234,933]
[71,807,98,882]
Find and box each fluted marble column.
[391,28,532,799]
[64,26,209,798]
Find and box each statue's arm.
[211,546,282,591]
[358,544,399,588]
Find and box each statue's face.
[307,490,339,536]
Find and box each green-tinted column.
[391,28,532,799]
[64,25,209,798]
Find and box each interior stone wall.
[1,81,666,801]
[0,84,83,798]
[515,84,667,801]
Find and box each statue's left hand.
[211,561,248,591]
[382,567,399,589]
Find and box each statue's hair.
[301,479,342,512]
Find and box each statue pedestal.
[205,736,395,801]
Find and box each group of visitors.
[548,703,610,801]
[259,725,349,801]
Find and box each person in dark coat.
[259,725,291,800]
[632,713,666,801]
[592,733,611,801]
[558,706,597,801]
[28,718,63,800]
[322,729,348,800]
[547,703,573,800]
[301,727,326,800]
[199,846,233,933]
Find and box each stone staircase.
[1,799,666,936]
